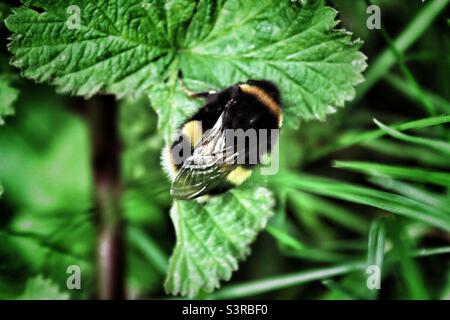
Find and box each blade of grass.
[363,139,450,169]
[209,261,366,299]
[412,246,450,257]
[128,226,168,275]
[309,114,450,161]
[267,225,351,263]
[288,191,337,241]
[384,73,450,113]
[387,220,429,299]
[274,188,288,226]
[374,119,450,156]
[321,279,362,300]
[208,245,449,299]
[370,5,436,115]
[356,0,450,101]
[405,51,439,63]
[0,230,92,264]
[267,225,305,251]
[320,240,367,252]
[271,172,450,231]
[366,218,386,299]
[288,190,369,234]
[282,249,350,263]
[440,270,450,300]
[334,160,450,187]
[367,219,386,269]
[369,176,448,210]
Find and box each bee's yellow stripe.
[239,84,282,126]
[226,166,252,186]
[182,120,203,147]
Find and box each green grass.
[209,244,450,299]
[334,161,450,187]
[356,0,450,100]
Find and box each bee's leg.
[179,80,216,99]
[189,91,217,99]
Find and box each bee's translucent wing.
[171,113,238,200]
[170,158,236,200]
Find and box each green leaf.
[0,88,94,298]
[0,75,19,124]
[6,0,175,97]
[0,96,92,213]
[6,0,366,137]
[178,0,367,126]
[5,0,367,298]
[18,275,70,300]
[165,186,274,297]
[148,79,202,141]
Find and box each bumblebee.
[163,79,283,200]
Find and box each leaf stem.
[87,96,124,300]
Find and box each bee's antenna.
[179,79,217,99]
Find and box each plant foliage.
[5,0,367,296]
[2,0,448,300]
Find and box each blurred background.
[0,0,449,299]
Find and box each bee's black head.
[246,79,281,106]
